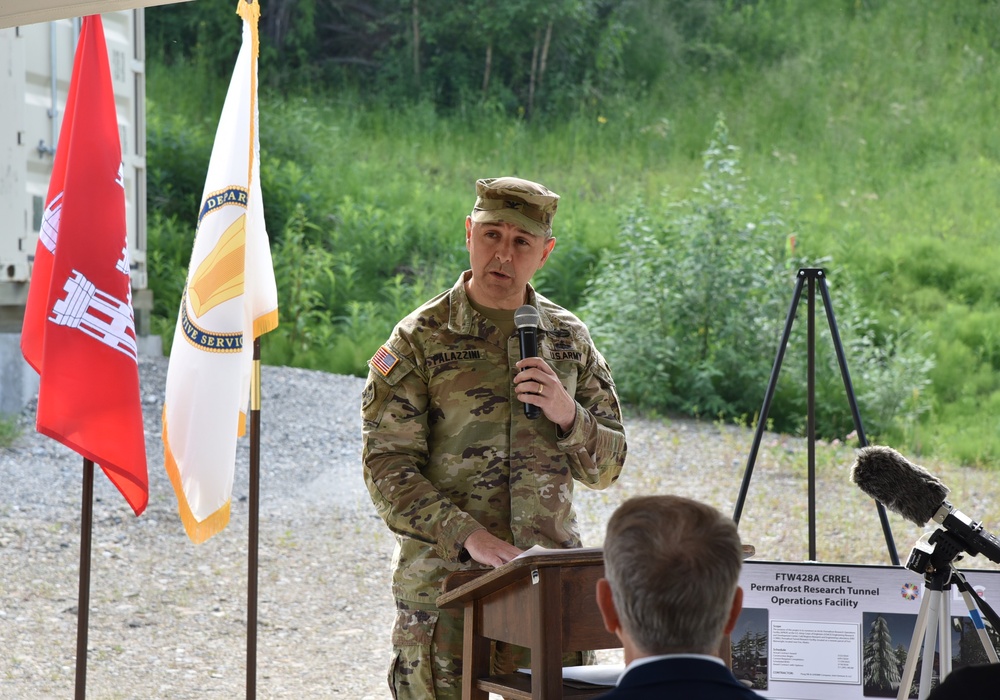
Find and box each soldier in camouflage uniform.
[362,176,627,699]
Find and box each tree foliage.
[582,116,789,419]
[145,0,788,116]
[863,615,901,693]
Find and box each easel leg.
[733,272,805,526]
[817,276,899,564]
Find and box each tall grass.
[146,0,1000,466]
[685,0,1000,465]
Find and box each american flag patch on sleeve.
[371,345,400,377]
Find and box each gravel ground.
[2,356,999,699]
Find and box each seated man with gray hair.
[595,494,764,699]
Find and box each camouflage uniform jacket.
[362,271,627,605]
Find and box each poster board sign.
[734,560,1000,699]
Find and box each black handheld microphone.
[850,445,1000,564]
[514,304,541,420]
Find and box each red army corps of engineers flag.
[20,15,148,515]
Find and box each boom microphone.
[514,304,541,420]
[851,445,1000,564]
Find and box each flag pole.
[247,337,262,698]
[75,458,95,700]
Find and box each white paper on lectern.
[517,663,624,687]
[512,544,561,560]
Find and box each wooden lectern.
[436,546,619,700]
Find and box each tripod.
[898,530,1000,700]
[732,268,898,563]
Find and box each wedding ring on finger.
[538,382,544,396]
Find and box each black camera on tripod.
[905,529,967,576]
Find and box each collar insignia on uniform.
[371,345,400,377]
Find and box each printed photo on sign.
[949,615,1000,668]
[731,607,769,691]
[860,611,917,698]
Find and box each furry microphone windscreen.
[850,445,950,526]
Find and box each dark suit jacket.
[926,663,1000,700]
[593,657,766,700]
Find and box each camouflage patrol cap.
[471,177,559,237]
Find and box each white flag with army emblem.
[163,0,278,543]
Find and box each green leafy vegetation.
[582,116,933,445]
[0,416,20,448]
[145,0,1000,466]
